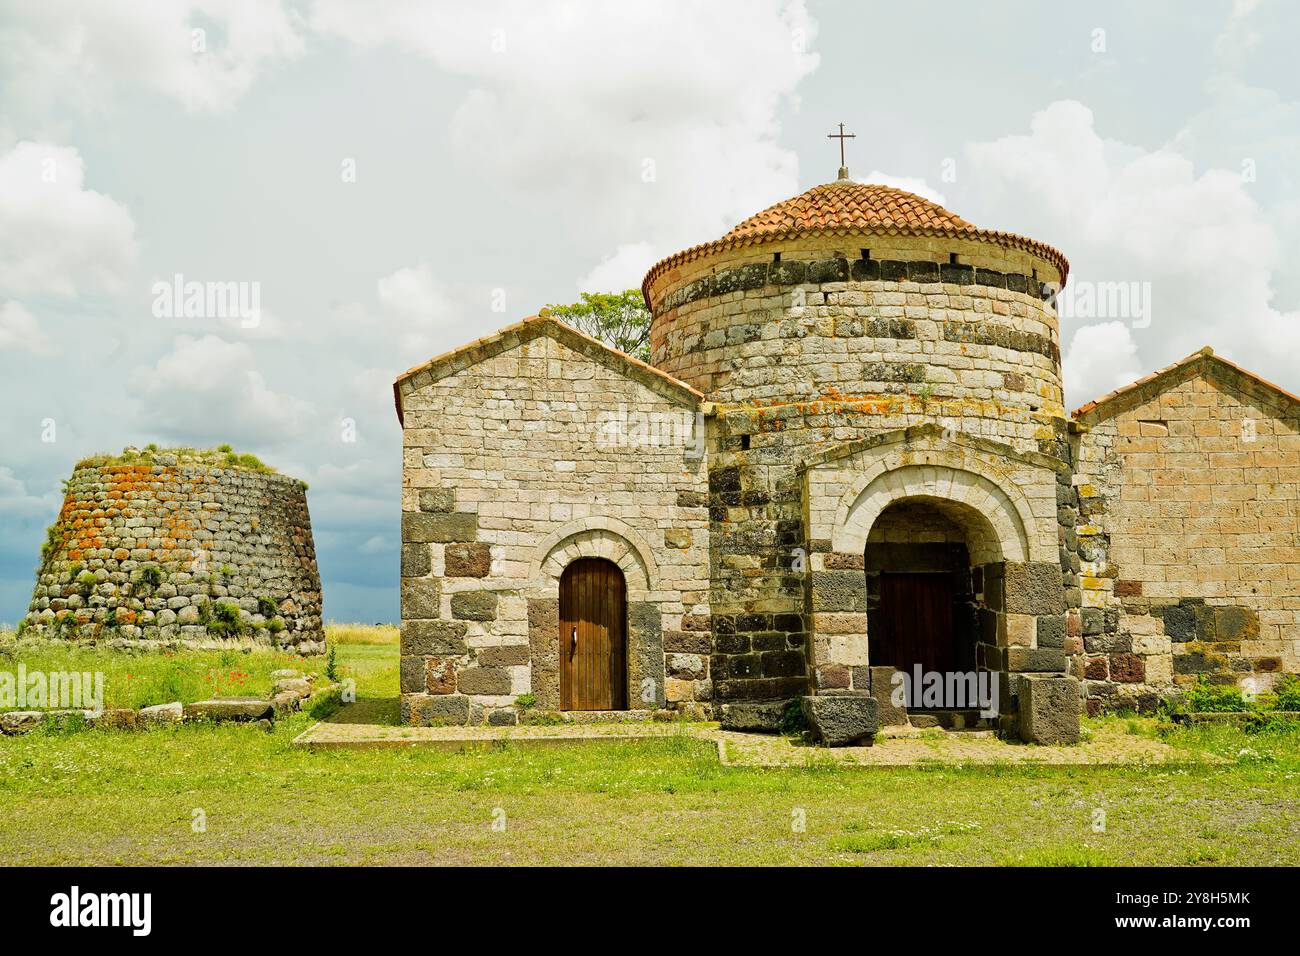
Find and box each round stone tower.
[22,447,324,654]
[643,174,1079,738]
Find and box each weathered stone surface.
[1007,647,1068,672]
[456,667,511,696]
[18,449,323,651]
[402,511,478,543]
[811,571,867,612]
[1003,562,1066,615]
[866,665,909,726]
[401,619,468,655]
[400,577,441,618]
[1036,614,1067,649]
[402,693,470,725]
[451,590,498,621]
[801,694,878,746]
[399,656,426,693]
[527,598,560,710]
[426,657,456,694]
[475,644,530,667]
[418,488,455,513]
[718,699,789,732]
[138,701,183,723]
[0,711,45,734]
[1017,676,1080,745]
[183,698,274,721]
[487,708,518,726]
[444,542,491,577]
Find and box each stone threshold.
[292,719,1211,767]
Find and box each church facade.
[393,174,1299,743]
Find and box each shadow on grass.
[322,697,401,725]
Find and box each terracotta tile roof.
[392,314,703,425]
[1072,346,1300,423]
[725,180,976,238]
[642,180,1070,302]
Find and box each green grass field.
[0,625,1297,866]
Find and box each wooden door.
[559,558,627,711]
[875,573,958,678]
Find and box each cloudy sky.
[1,0,1297,624]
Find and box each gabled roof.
[1073,347,1300,425]
[642,179,1070,301]
[392,314,704,425]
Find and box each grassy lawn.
[0,625,1297,866]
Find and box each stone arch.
[834,463,1034,563]
[529,516,655,600]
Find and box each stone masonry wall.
[647,234,1072,712]
[23,452,323,652]
[1072,364,1300,712]
[396,327,710,725]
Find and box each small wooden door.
[875,573,959,677]
[559,558,627,711]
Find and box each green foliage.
[76,445,275,474]
[39,524,65,564]
[76,571,98,596]
[1183,679,1248,713]
[779,698,808,737]
[137,565,164,590]
[206,601,247,637]
[102,608,119,630]
[256,596,278,619]
[1273,676,1300,712]
[14,619,29,636]
[543,290,651,362]
[514,692,537,710]
[267,617,286,634]
[325,644,339,682]
[216,443,233,453]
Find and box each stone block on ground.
[866,665,909,726]
[800,694,878,746]
[1017,675,1080,745]
[183,698,274,722]
[139,701,183,723]
[718,699,789,732]
[0,711,46,735]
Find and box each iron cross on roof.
[828,122,855,180]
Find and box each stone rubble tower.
[23,447,324,654]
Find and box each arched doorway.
[559,558,628,710]
[865,497,998,710]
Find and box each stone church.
[392,166,1299,743]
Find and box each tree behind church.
[543,290,651,362]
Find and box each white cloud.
[0,466,59,519]
[0,0,305,115]
[370,264,468,366]
[0,301,52,354]
[575,242,656,294]
[127,334,312,445]
[1062,322,1143,409]
[313,0,819,278]
[965,99,1300,403]
[0,141,137,298]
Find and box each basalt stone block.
[718,699,790,732]
[487,708,518,727]
[1007,647,1067,672]
[527,598,560,709]
[975,268,1006,288]
[664,630,711,654]
[476,644,530,667]
[444,542,491,577]
[867,665,909,726]
[402,619,468,656]
[456,667,511,696]
[1109,653,1144,683]
[1214,606,1258,642]
[400,577,440,619]
[630,602,666,708]
[401,543,430,577]
[801,694,878,746]
[879,259,908,282]
[850,257,880,281]
[1003,562,1066,614]
[1017,675,1080,745]
[1081,607,1104,636]
[808,257,849,283]
[418,488,455,513]
[184,698,273,722]
[451,590,498,621]
[939,262,974,285]
[811,570,868,613]
[768,259,807,285]
[403,693,470,726]
[1005,273,1030,294]
[399,655,427,693]
[907,260,940,283]
[426,657,456,695]
[1036,614,1067,649]
[403,511,478,543]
